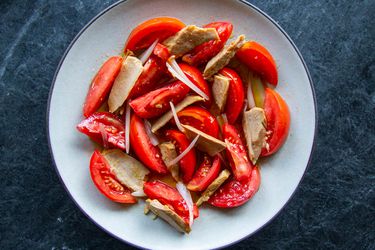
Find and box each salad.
[77,17,290,233]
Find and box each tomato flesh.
[182,22,233,66]
[83,56,123,117]
[90,150,136,203]
[129,81,190,119]
[187,155,221,192]
[222,123,252,181]
[130,114,168,174]
[219,68,245,124]
[165,129,197,183]
[236,41,278,86]
[261,88,290,156]
[77,112,125,150]
[208,166,260,208]
[153,43,170,61]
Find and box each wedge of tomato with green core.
[219,68,245,124]
[208,166,260,208]
[124,17,185,51]
[165,129,197,183]
[129,114,168,174]
[176,106,220,138]
[236,41,278,86]
[83,56,123,117]
[261,88,290,156]
[187,155,221,192]
[90,150,136,203]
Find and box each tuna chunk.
[203,35,246,79]
[212,74,230,113]
[196,169,230,206]
[158,142,179,181]
[163,25,219,58]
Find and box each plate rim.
[46,0,318,249]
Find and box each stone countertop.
[1,0,374,249]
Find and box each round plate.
[47,0,317,249]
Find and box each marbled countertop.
[1,0,374,249]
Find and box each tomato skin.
[177,106,220,138]
[165,130,197,183]
[130,114,168,174]
[182,22,233,66]
[261,88,290,156]
[219,68,245,124]
[144,180,199,221]
[187,155,221,192]
[83,56,123,117]
[222,123,253,181]
[208,166,260,208]
[77,112,126,150]
[178,63,212,107]
[124,17,185,51]
[129,55,168,98]
[129,81,190,119]
[236,41,278,86]
[153,43,170,61]
[90,150,136,203]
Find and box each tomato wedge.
[130,114,168,174]
[153,43,170,61]
[219,68,245,124]
[129,81,190,119]
[83,56,123,117]
[144,180,199,222]
[236,41,278,86]
[261,88,290,156]
[222,123,252,181]
[208,166,260,208]
[90,150,136,203]
[124,17,185,51]
[182,22,233,66]
[187,155,221,192]
[77,112,125,150]
[179,63,212,107]
[165,130,197,183]
[176,106,220,138]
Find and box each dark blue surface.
[1,0,374,249]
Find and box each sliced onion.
[144,119,159,146]
[166,135,199,167]
[99,124,109,148]
[139,39,158,65]
[169,101,184,132]
[125,101,131,153]
[166,57,209,100]
[176,182,194,227]
[131,189,146,197]
[246,71,256,109]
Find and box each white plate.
[47,0,317,249]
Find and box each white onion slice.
[99,124,109,148]
[166,135,199,167]
[139,39,158,65]
[144,119,159,146]
[125,101,131,153]
[246,71,256,109]
[131,189,146,197]
[166,57,209,100]
[169,101,184,132]
[176,182,194,227]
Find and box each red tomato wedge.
[177,106,220,138]
[124,17,185,51]
[222,123,253,181]
[179,63,212,107]
[129,55,168,98]
[83,56,123,117]
[144,180,199,222]
[182,22,233,66]
[219,68,245,124]
[129,81,190,119]
[77,112,125,150]
[236,41,278,86]
[187,155,221,192]
[130,114,168,174]
[261,88,290,156]
[153,43,170,61]
[208,166,260,208]
[165,130,197,183]
[90,150,136,203]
